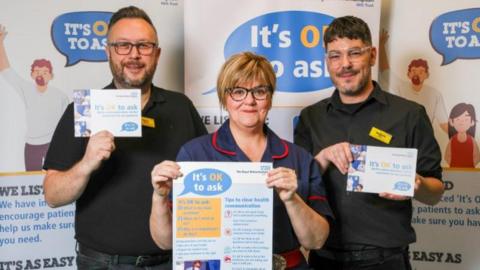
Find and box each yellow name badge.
[369,127,392,144]
[141,117,155,128]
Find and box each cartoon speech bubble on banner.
[224,11,335,93]
[430,8,480,65]
[179,168,232,196]
[51,11,112,66]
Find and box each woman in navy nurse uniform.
[149,52,332,269]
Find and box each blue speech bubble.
[223,11,334,93]
[393,181,411,192]
[51,11,112,66]
[121,122,138,132]
[430,8,480,65]
[179,168,232,196]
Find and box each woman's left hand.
[266,167,298,202]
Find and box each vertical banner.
[0,0,184,173]
[380,0,480,169]
[0,0,184,268]
[185,0,381,141]
[381,1,480,269]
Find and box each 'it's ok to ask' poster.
[173,162,273,270]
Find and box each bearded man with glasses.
[295,16,444,270]
[43,6,207,269]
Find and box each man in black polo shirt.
[43,6,206,269]
[294,16,444,270]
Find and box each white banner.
[185,0,381,108]
[0,174,75,269]
[382,2,480,268]
[0,1,185,268]
[380,0,480,169]
[411,170,480,270]
[0,0,184,172]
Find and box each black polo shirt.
[294,81,442,249]
[44,83,207,255]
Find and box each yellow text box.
[176,198,221,238]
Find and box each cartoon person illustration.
[379,29,448,133]
[444,103,480,168]
[0,25,69,170]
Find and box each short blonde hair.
[216,52,276,108]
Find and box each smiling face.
[225,79,272,133]
[450,110,474,134]
[106,18,160,91]
[216,52,276,133]
[326,37,376,103]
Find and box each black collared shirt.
[44,83,207,255]
[294,81,442,248]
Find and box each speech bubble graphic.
[430,8,480,65]
[121,122,138,132]
[224,11,335,93]
[51,11,112,66]
[393,181,411,192]
[179,168,232,196]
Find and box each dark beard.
[336,67,371,97]
[109,60,156,90]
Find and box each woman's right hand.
[151,160,182,197]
